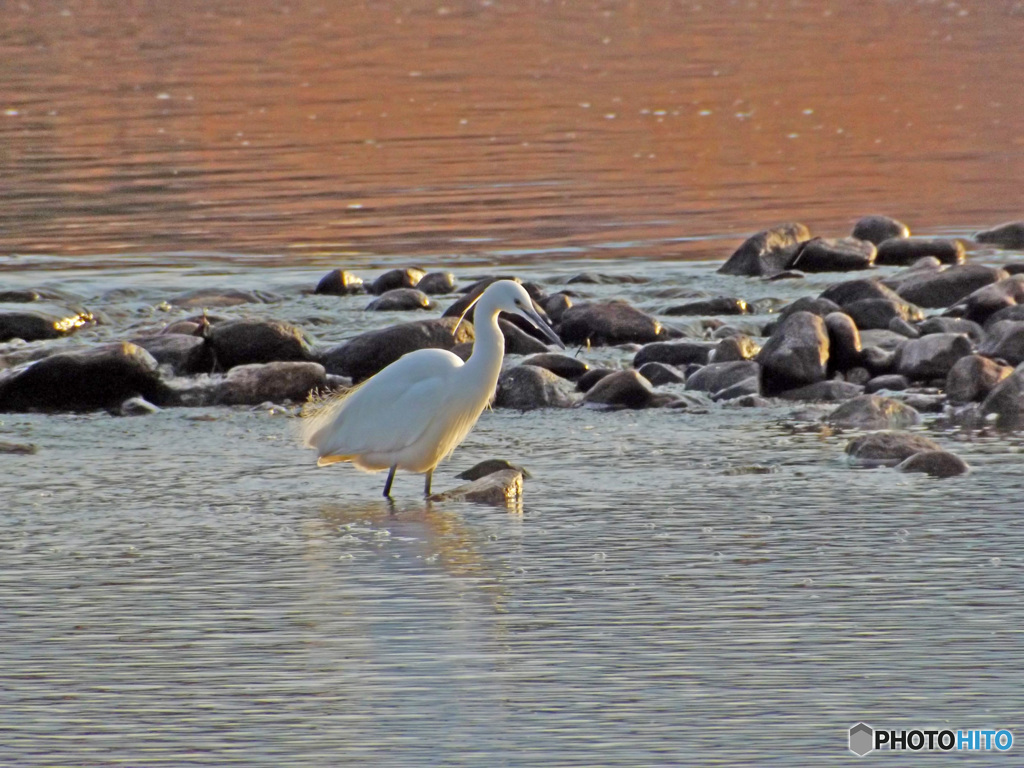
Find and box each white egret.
[302,280,564,497]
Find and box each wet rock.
[844,298,923,331]
[896,333,973,380]
[777,380,864,401]
[710,335,759,363]
[845,431,943,467]
[566,272,646,285]
[168,288,281,308]
[865,374,910,393]
[416,271,457,295]
[208,319,313,371]
[494,365,578,409]
[953,275,1024,323]
[321,317,474,383]
[844,367,872,386]
[819,277,915,311]
[825,394,920,429]
[756,311,829,396]
[663,297,749,315]
[902,393,946,413]
[685,360,760,394]
[576,368,615,393]
[216,361,327,405]
[637,361,685,385]
[118,396,160,416]
[369,268,426,295]
[456,459,531,481]
[975,221,1024,249]
[365,288,434,311]
[765,298,843,337]
[633,340,716,368]
[521,353,589,381]
[945,354,1013,404]
[710,376,760,402]
[824,312,862,372]
[717,222,811,276]
[496,319,550,355]
[984,304,1024,327]
[541,293,573,323]
[788,237,876,272]
[0,342,171,411]
[917,316,984,343]
[896,450,970,478]
[851,214,910,245]
[980,367,1024,425]
[584,369,674,409]
[163,374,220,407]
[875,238,965,266]
[314,269,365,295]
[861,346,898,376]
[978,320,1024,365]
[130,333,212,375]
[556,301,668,345]
[895,264,1008,308]
[0,306,95,342]
[0,440,37,454]
[888,317,920,338]
[428,469,523,506]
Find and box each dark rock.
[576,368,615,392]
[0,305,95,342]
[566,272,647,285]
[861,346,898,376]
[896,450,969,478]
[520,353,588,381]
[902,394,946,413]
[723,394,773,407]
[825,394,920,429]
[0,440,38,454]
[820,277,900,306]
[710,376,760,402]
[314,269,365,295]
[685,361,760,394]
[168,288,281,308]
[130,334,212,375]
[763,270,805,281]
[788,237,876,272]
[321,317,474,383]
[583,369,674,409]
[1004,264,1024,275]
[980,367,1024,425]
[456,459,531,481]
[118,396,160,416]
[541,293,573,323]
[369,268,426,295]
[984,304,1024,327]
[975,221,1024,249]
[860,330,909,350]
[0,342,171,411]
[717,222,811,276]
[845,431,943,467]
[710,335,759,363]
[824,312,862,372]
[428,469,523,506]
[756,311,829,396]
[556,301,668,345]
[978,321,1024,366]
[945,354,1013,404]
[417,272,456,295]
[498,319,552,355]
[637,361,685,385]
[216,362,327,405]
[663,297,749,315]
[771,297,843,331]
[494,365,578,409]
[633,340,716,368]
[365,288,434,311]
[896,333,973,380]
[208,319,313,371]
[896,264,1008,308]
[888,317,920,338]
[875,238,965,266]
[954,275,1024,323]
[844,367,872,386]
[777,380,864,401]
[917,316,984,343]
[865,374,910,393]
[851,215,910,245]
[843,298,923,330]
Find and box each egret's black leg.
[383,465,397,498]
[423,469,433,497]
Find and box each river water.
[3,1,1024,765]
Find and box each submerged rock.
[896,450,970,478]
[717,222,811,276]
[756,311,830,395]
[777,380,864,401]
[851,215,910,245]
[663,297,749,315]
[168,288,281,307]
[494,365,578,409]
[583,369,674,409]
[216,362,327,405]
[314,269,365,295]
[428,469,523,506]
[556,301,668,345]
[788,237,876,272]
[825,394,920,429]
[845,431,943,466]
[975,221,1024,249]
[456,459,531,481]
[365,288,434,311]
[208,319,314,371]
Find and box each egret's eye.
[514,298,522,306]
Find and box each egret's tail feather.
[297,381,365,450]
[316,454,351,467]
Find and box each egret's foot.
[423,469,433,497]
[382,464,397,498]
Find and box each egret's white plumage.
[301,280,563,496]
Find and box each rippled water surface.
[3,1,1024,765]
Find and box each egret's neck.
[465,298,505,388]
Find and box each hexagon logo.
[849,722,875,756]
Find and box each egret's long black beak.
[523,307,565,349]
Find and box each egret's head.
[487,280,565,349]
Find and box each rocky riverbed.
[4,216,1024,492]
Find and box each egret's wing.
[302,350,462,461]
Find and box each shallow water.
[4,1,1024,765]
